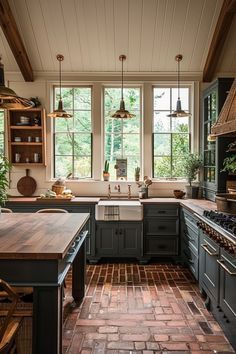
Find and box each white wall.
[5,73,201,198]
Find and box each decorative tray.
[36,196,75,201]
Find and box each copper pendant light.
[167,54,191,118]
[0,57,34,109]
[48,54,72,118]
[110,55,135,118]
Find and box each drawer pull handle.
[201,244,218,256]
[158,211,166,214]
[158,226,166,230]
[217,259,236,276]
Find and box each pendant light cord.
[121,56,124,101]
[178,58,180,100]
[59,58,62,100]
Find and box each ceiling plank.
[203,0,236,82]
[0,0,33,81]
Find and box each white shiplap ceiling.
[0,0,235,77]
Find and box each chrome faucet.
[107,184,111,199]
[127,184,131,199]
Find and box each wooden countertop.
[7,197,100,204]
[0,213,89,260]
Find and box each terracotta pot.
[103,173,110,181]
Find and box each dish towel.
[104,206,120,220]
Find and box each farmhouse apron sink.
[95,200,143,221]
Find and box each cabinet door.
[119,222,142,257]
[219,250,236,322]
[199,231,220,302]
[96,222,118,256]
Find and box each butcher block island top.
[0,212,89,260]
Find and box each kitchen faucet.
[107,184,111,199]
[127,184,131,199]
[114,184,121,193]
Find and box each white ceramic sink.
[95,200,143,221]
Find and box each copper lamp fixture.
[167,54,191,117]
[48,54,72,118]
[0,57,34,109]
[110,55,135,118]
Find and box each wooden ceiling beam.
[203,0,236,82]
[0,0,34,82]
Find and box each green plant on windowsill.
[103,160,110,181]
[0,155,11,207]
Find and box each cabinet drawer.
[144,204,179,217]
[144,218,179,236]
[145,236,178,255]
[181,222,198,254]
[181,208,198,229]
[182,243,198,280]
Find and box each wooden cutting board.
[17,169,37,196]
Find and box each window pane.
[74,156,91,178]
[154,88,170,110]
[74,111,91,132]
[104,87,141,180]
[53,87,92,178]
[172,134,189,156]
[55,156,72,177]
[153,134,171,155]
[55,133,73,155]
[153,112,170,132]
[153,156,171,178]
[54,117,73,132]
[153,86,191,179]
[172,117,189,132]
[74,134,91,156]
[74,88,91,110]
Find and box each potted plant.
[221,152,236,192]
[103,160,110,181]
[183,153,202,199]
[135,166,140,181]
[0,155,11,209]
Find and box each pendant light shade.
[0,57,34,109]
[167,54,191,118]
[110,55,135,119]
[48,54,72,118]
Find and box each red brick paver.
[63,263,234,353]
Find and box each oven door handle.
[217,259,236,276]
[201,244,218,256]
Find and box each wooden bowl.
[173,189,186,199]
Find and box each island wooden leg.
[72,240,86,304]
[33,285,63,354]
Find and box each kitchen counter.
[6,196,217,216]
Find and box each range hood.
[212,78,236,136]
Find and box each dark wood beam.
[0,0,34,81]
[203,0,236,82]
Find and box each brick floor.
[63,263,235,353]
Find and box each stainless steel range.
[198,210,236,255]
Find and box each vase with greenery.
[0,155,11,208]
[183,153,202,198]
[103,160,110,181]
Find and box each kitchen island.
[0,212,89,354]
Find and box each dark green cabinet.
[143,204,179,258]
[95,221,143,261]
[199,230,220,302]
[181,208,199,279]
[202,78,234,201]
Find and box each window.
[53,87,92,178]
[153,87,190,179]
[104,87,141,180]
[0,110,4,154]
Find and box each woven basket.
[52,185,65,195]
[0,300,32,354]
